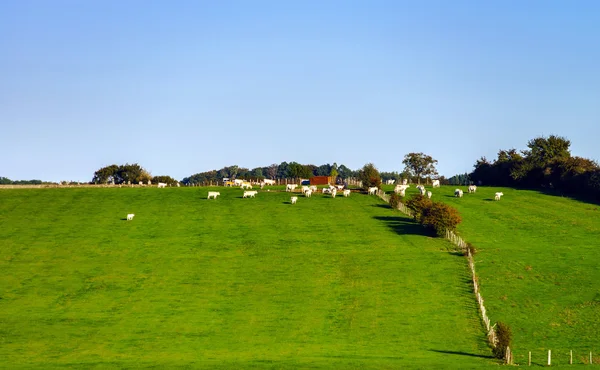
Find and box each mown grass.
[383,184,600,367]
[0,187,494,368]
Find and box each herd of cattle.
[127,180,505,219]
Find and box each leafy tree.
[402,152,438,184]
[92,164,119,184]
[357,163,381,190]
[337,164,355,179]
[330,163,339,184]
[405,194,433,223]
[277,162,289,178]
[315,164,331,176]
[152,175,178,185]
[0,177,12,184]
[266,164,279,179]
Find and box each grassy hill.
[0,187,493,368]
[384,184,600,366]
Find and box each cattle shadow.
[482,198,495,202]
[373,215,430,237]
[120,218,128,221]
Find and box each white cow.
[402,179,408,185]
[427,191,432,199]
[468,185,477,193]
[286,184,297,192]
[157,182,167,188]
[455,189,463,198]
[126,213,135,221]
[385,179,395,185]
[331,188,337,198]
[263,179,276,185]
[240,182,252,189]
[304,189,312,197]
[176,182,180,187]
[207,191,220,199]
[343,189,351,197]
[495,192,504,201]
[310,185,318,192]
[243,190,257,198]
[417,185,426,195]
[368,187,378,195]
[394,184,409,194]
[322,188,332,194]
[432,179,440,188]
[301,185,310,194]
[290,196,298,204]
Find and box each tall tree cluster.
[470,135,600,200]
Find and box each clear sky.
[1,0,599,182]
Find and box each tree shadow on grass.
[429,349,494,359]
[371,203,392,209]
[373,215,430,237]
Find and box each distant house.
[310,176,332,185]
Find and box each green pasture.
[0,187,493,368]
[382,184,600,366]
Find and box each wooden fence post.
[529,351,531,366]
[548,350,551,366]
[570,350,572,365]
[590,352,592,365]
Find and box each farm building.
[310,176,332,185]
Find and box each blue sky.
[1,0,598,182]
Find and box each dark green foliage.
[465,242,477,256]
[492,322,512,359]
[421,202,462,237]
[92,163,151,184]
[402,152,438,184]
[388,192,401,209]
[405,194,433,223]
[152,175,178,186]
[358,163,382,190]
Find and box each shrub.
[358,163,382,190]
[421,201,462,237]
[465,242,477,256]
[492,322,512,359]
[389,192,401,209]
[405,194,433,222]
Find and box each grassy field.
[0,187,494,368]
[383,184,600,366]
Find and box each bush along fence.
[376,190,499,356]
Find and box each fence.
[375,189,498,351]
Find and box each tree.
[92,164,119,184]
[402,153,438,184]
[152,175,178,185]
[0,176,13,185]
[330,163,339,184]
[266,164,279,179]
[357,163,381,190]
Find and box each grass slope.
[385,184,600,366]
[0,187,493,368]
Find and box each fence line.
[375,189,498,351]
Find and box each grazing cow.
[394,184,409,194]
[368,187,378,195]
[126,213,135,221]
[427,191,432,199]
[331,188,337,198]
[241,182,252,189]
[386,179,395,185]
[432,179,440,188]
[304,189,312,197]
[157,182,167,188]
[402,179,408,185]
[233,179,244,186]
[455,189,463,198]
[343,189,351,197]
[417,185,426,195]
[310,185,318,192]
[301,185,310,194]
[291,196,298,204]
[286,184,297,192]
[468,185,477,193]
[243,190,257,198]
[495,192,504,201]
[263,179,276,185]
[322,188,332,194]
[207,191,220,199]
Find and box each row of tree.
[0,177,44,185]
[92,164,177,186]
[469,135,600,201]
